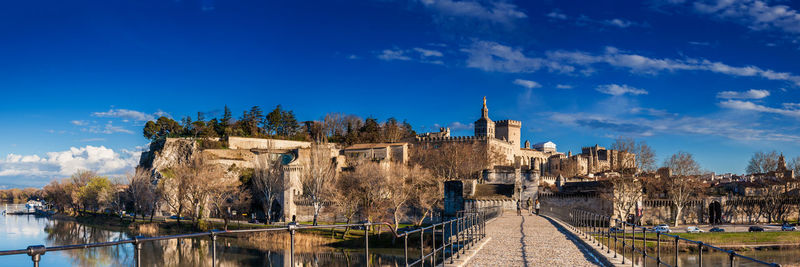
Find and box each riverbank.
[602,231,800,251]
[45,213,423,251]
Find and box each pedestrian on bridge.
[526,198,533,216]
[516,200,522,216]
[535,199,540,216]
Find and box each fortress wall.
[228,137,311,150]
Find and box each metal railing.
[543,207,781,267]
[0,207,500,267]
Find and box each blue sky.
[1,0,800,188]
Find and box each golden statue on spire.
[483,96,486,107]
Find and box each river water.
[1,205,408,266]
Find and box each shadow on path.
[519,215,529,267]
[540,216,605,267]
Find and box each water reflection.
[2,208,408,266]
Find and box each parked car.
[686,226,704,233]
[609,227,624,233]
[782,223,796,231]
[748,226,764,232]
[709,227,725,232]
[652,224,671,233]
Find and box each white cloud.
[719,100,800,118]
[461,41,574,73]
[419,0,527,24]
[550,110,800,142]
[0,146,142,179]
[692,0,800,36]
[513,79,541,89]
[413,47,444,57]
[86,121,133,135]
[783,103,800,110]
[545,46,800,84]
[377,47,446,65]
[92,108,155,121]
[378,49,412,61]
[447,121,474,130]
[70,120,88,126]
[596,84,648,96]
[556,84,573,89]
[546,10,567,20]
[716,89,770,99]
[604,18,634,28]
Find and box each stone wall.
[227,136,311,150]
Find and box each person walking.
[535,199,541,215]
[516,200,522,216]
[526,197,533,216]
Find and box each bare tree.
[300,143,338,225]
[789,156,800,178]
[610,136,655,173]
[208,180,246,230]
[746,150,780,174]
[125,168,156,221]
[252,153,285,223]
[601,176,643,222]
[333,170,363,238]
[411,142,503,181]
[173,157,226,227]
[662,151,702,226]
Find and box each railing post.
[404,233,409,267]
[621,222,626,264]
[631,223,635,267]
[614,219,618,259]
[364,221,370,267]
[288,224,296,267]
[460,217,465,256]
[607,217,611,254]
[674,235,679,267]
[26,245,45,267]
[657,231,661,266]
[442,221,446,265]
[450,220,456,263]
[210,231,217,267]
[729,250,735,267]
[420,224,425,264]
[698,242,703,267]
[133,236,142,267]
[642,226,646,267]
[432,223,436,267]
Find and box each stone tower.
[474,96,495,138]
[496,120,522,148]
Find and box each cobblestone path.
[466,213,604,267]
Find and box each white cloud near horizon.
[0,145,142,181]
[513,79,541,89]
[596,84,648,96]
[716,89,770,99]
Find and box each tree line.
[142,105,417,146]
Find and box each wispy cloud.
[556,84,573,89]
[513,79,541,89]
[85,121,134,135]
[660,0,800,42]
[70,120,88,126]
[596,84,648,96]
[447,121,473,130]
[418,0,527,25]
[719,100,800,118]
[378,47,445,64]
[92,108,166,121]
[716,89,770,99]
